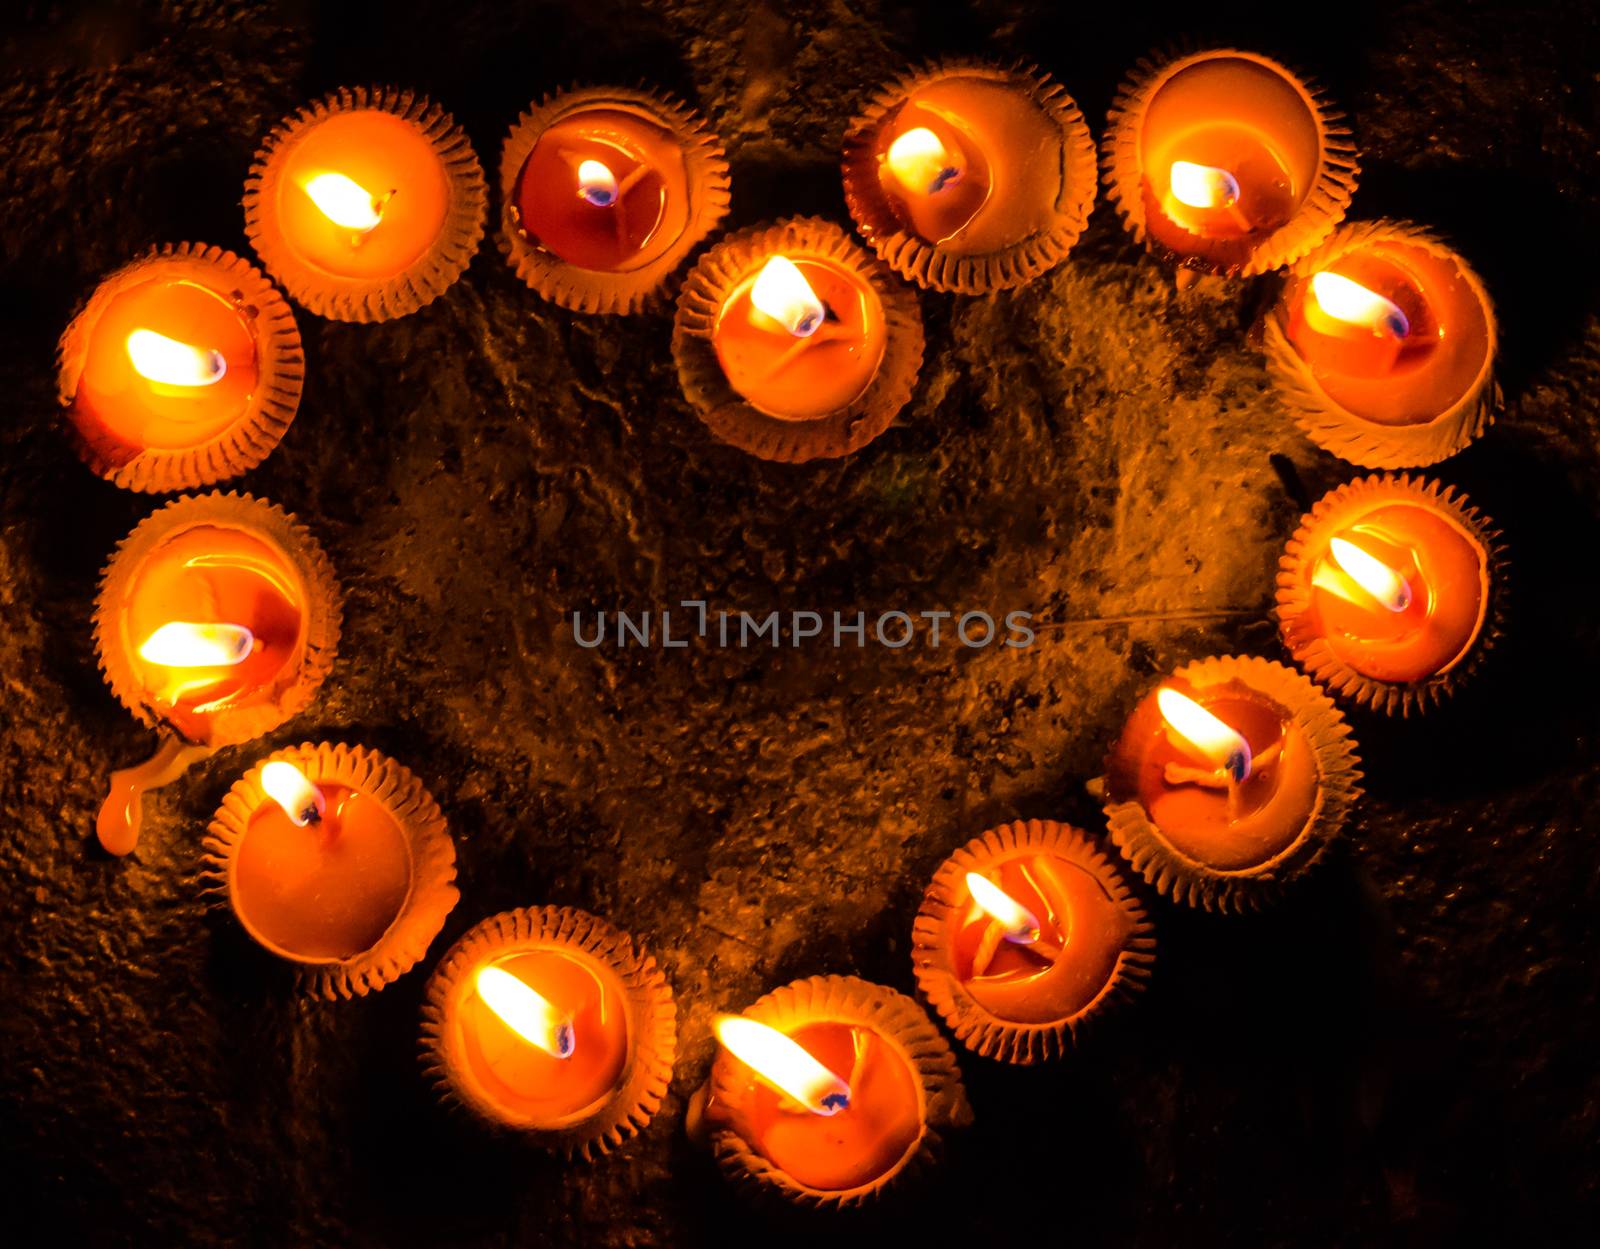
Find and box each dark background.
[2,1,1597,1245]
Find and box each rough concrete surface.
[1,1,1596,1246]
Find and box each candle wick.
[755,316,848,384]
[970,920,1005,977]
[1025,943,1062,965]
[614,165,650,198]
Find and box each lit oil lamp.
[1276,474,1504,714]
[499,85,730,314]
[1096,656,1362,911]
[205,744,457,998]
[841,60,1097,293]
[672,217,924,462]
[245,86,486,321]
[57,244,303,492]
[1265,220,1499,467]
[420,906,675,1156]
[1103,49,1358,281]
[687,975,971,1208]
[94,493,341,856]
[912,819,1154,1063]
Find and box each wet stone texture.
[2,1,1598,1245]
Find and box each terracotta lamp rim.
[204,741,457,999]
[912,818,1155,1063]
[672,216,924,463]
[419,904,676,1159]
[1276,473,1506,716]
[841,58,1099,293]
[704,974,972,1209]
[496,84,731,314]
[1102,46,1360,277]
[1099,655,1363,913]
[94,490,341,749]
[56,243,304,493]
[1264,218,1500,468]
[244,84,487,322]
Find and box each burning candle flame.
[964,871,1041,944]
[137,621,255,667]
[576,159,619,207]
[750,256,826,338]
[1157,687,1253,783]
[302,172,387,232]
[886,126,961,195]
[1169,160,1241,210]
[260,760,326,827]
[125,329,227,387]
[1309,272,1411,338]
[475,966,576,1058]
[1328,537,1413,612]
[714,1015,851,1116]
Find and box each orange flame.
[1169,160,1240,209]
[260,760,326,827]
[138,621,254,667]
[576,158,619,207]
[475,966,576,1058]
[714,1015,851,1115]
[749,256,826,338]
[1316,536,1414,612]
[302,172,386,232]
[965,871,1040,943]
[886,126,961,195]
[1309,272,1410,338]
[125,329,227,387]
[1157,687,1252,782]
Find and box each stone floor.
[1,1,1596,1245]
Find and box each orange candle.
[499,86,730,314]
[420,906,675,1156]
[57,244,302,492]
[206,743,458,998]
[1276,474,1503,715]
[1104,49,1358,279]
[841,61,1097,293]
[245,86,486,321]
[673,218,923,462]
[1099,656,1361,911]
[1266,220,1498,468]
[912,820,1154,1063]
[94,492,340,856]
[691,975,970,1207]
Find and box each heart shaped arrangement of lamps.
[52,39,1511,1210]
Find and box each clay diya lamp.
[56,243,303,492]
[498,85,730,314]
[93,492,341,856]
[1096,655,1362,912]
[840,60,1097,293]
[1264,220,1499,467]
[245,86,487,321]
[687,975,972,1209]
[420,905,675,1158]
[912,819,1154,1064]
[1103,49,1358,281]
[205,743,458,998]
[672,217,924,462]
[1276,474,1504,715]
